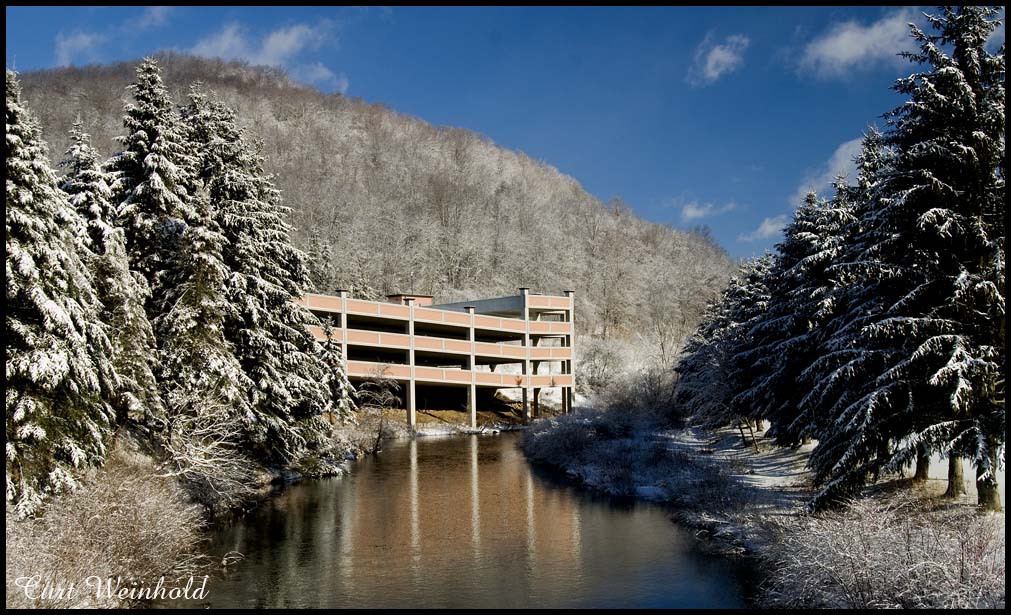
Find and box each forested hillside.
[19,52,735,348]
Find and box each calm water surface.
[176,432,751,608]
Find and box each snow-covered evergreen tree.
[733,187,856,447]
[107,57,195,289]
[151,189,253,431]
[6,70,116,517]
[306,229,383,301]
[306,228,337,293]
[180,87,353,461]
[783,132,891,457]
[60,121,164,425]
[346,265,384,301]
[803,7,1005,510]
[319,318,357,424]
[872,6,1005,511]
[676,255,774,430]
[61,120,118,251]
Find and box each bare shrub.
[159,400,258,515]
[522,412,598,469]
[599,365,680,423]
[5,432,208,609]
[344,367,403,454]
[763,494,1006,608]
[578,338,628,396]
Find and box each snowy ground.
[904,451,1006,508]
[494,387,590,412]
[658,427,817,560]
[675,427,814,509]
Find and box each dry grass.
[761,493,1005,609]
[5,432,208,609]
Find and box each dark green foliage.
[679,7,1005,510]
[6,70,116,516]
[60,122,164,425]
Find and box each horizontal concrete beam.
[345,360,573,388]
[431,295,524,316]
[308,326,572,361]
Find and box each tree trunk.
[912,445,930,483]
[943,456,966,498]
[737,423,749,449]
[976,442,1003,512]
[872,439,890,481]
[372,413,385,455]
[746,421,760,453]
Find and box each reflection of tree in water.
[194,434,748,608]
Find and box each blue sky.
[5,6,1005,258]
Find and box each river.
[174,432,752,608]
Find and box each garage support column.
[466,306,477,430]
[407,297,416,431]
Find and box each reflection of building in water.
[337,436,582,604]
[192,432,744,609]
[297,289,576,428]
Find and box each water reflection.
[176,433,748,609]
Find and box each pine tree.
[107,57,195,289]
[733,187,856,447]
[797,136,927,507]
[675,297,736,428]
[802,7,1005,510]
[60,121,164,425]
[320,319,357,424]
[6,70,116,517]
[872,6,1005,511]
[180,87,352,462]
[152,190,253,430]
[755,132,887,455]
[306,228,336,293]
[676,255,774,431]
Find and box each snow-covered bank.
[521,412,1006,609]
[521,411,763,513]
[5,433,207,609]
[5,424,363,610]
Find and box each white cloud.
[738,214,790,242]
[191,20,345,91]
[192,21,335,67]
[127,7,172,32]
[739,136,863,245]
[789,137,863,207]
[192,22,250,61]
[290,62,350,93]
[54,31,106,67]
[681,201,737,222]
[687,33,750,86]
[800,8,920,78]
[259,23,332,66]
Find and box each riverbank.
[5,407,532,609]
[520,411,1006,609]
[5,420,362,609]
[5,431,209,609]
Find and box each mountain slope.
[19,52,735,344]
